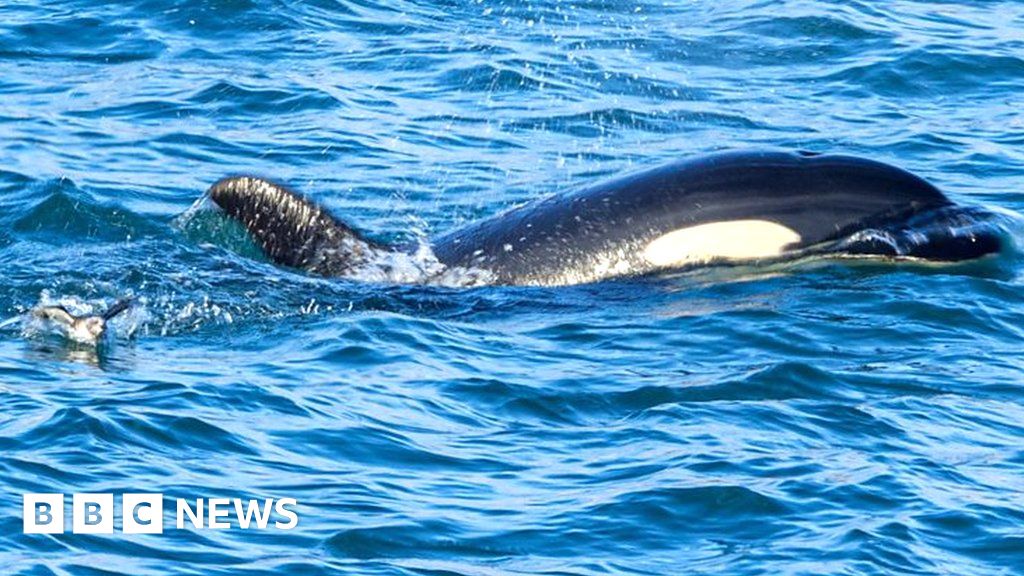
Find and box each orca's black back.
[430,150,956,283]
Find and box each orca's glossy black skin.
[207,150,1002,286]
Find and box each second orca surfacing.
[204,150,1004,287]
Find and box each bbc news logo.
[23,493,299,534]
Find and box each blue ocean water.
[1,0,1024,574]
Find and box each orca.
[204,150,1003,286]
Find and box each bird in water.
[31,298,134,344]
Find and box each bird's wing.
[102,298,134,321]
[33,305,77,326]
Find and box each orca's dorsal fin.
[207,177,384,276]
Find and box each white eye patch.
[643,220,802,267]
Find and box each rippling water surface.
[2,1,1024,574]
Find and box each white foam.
[348,239,495,287]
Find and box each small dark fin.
[207,177,383,276]
[102,298,134,321]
